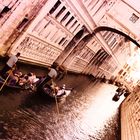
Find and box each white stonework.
[8,0,87,67]
[0,0,139,79]
[108,0,140,37]
[0,0,44,54]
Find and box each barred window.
[129,13,139,23]
[73,24,80,33]
[58,37,66,45]
[17,15,29,30]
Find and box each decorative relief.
[67,47,95,72]
[78,46,94,62]
[14,35,62,65]
[32,17,71,48]
[68,57,89,72]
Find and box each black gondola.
[0,76,27,90]
[112,93,120,101]
[112,86,130,101]
[40,83,72,100]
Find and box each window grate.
[129,13,139,23]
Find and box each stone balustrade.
[12,34,62,66]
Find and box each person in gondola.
[27,72,39,90]
[45,83,66,97]
[7,69,22,86]
[56,84,66,97]
[18,74,29,87]
[37,63,58,91]
[0,52,20,79]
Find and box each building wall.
[121,92,140,140]
[108,0,140,37]
[5,0,108,74]
[0,0,47,54]
[95,0,138,77]
[64,35,107,73]
[9,0,85,67]
[0,0,137,77]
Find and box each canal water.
[0,73,124,140]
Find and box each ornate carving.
[14,35,62,65]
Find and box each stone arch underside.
[93,26,140,48]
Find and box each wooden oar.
[51,80,60,115]
[54,93,59,115]
[0,69,12,92]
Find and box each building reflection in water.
[67,84,125,139]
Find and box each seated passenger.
[56,84,66,96]
[28,72,39,85]
[26,72,39,90]
[18,75,29,87]
[50,84,66,97]
[7,70,22,86]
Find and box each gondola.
[112,87,123,101]
[41,83,72,100]
[112,87,130,101]
[0,76,27,90]
[112,93,120,101]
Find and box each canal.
[0,73,124,140]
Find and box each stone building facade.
[0,0,138,79]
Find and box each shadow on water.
[20,92,55,108]
[0,73,121,140]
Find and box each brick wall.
[121,92,140,140]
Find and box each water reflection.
[70,83,125,139]
[0,81,124,140]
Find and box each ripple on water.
[0,82,121,140]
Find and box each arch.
[81,33,92,42]
[71,33,92,55]
[55,28,86,64]
[74,29,84,40]
[93,26,140,48]
[61,33,92,66]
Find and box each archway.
[62,34,92,67]
[93,26,140,84]
[55,28,86,65]
[93,26,140,47]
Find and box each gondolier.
[37,63,58,90]
[0,52,20,79]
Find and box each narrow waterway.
[0,74,124,140]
